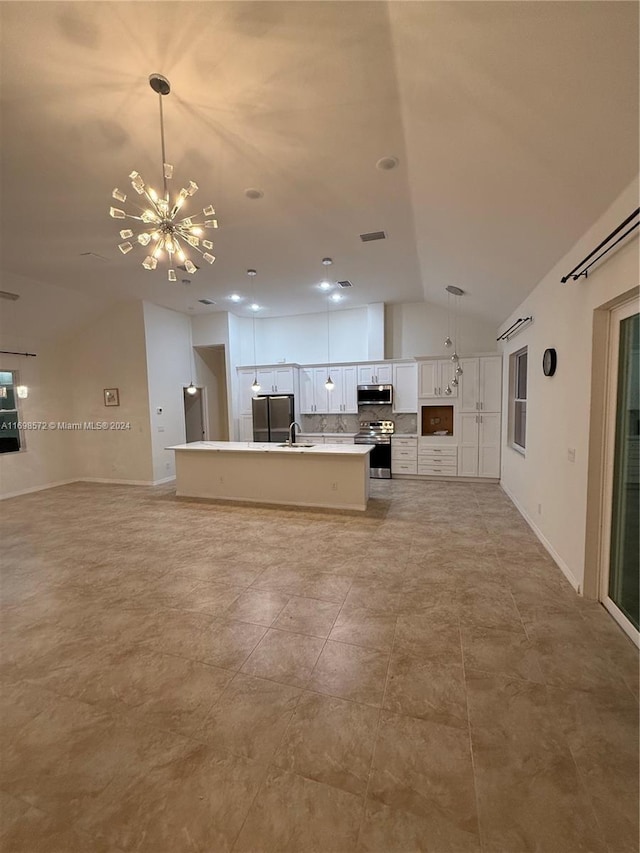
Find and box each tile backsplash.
[301,407,417,435]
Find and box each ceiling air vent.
[337,280,352,288]
[198,298,216,306]
[359,230,386,242]
[0,290,20,301]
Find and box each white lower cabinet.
[459,413,501,478]
[239,414,253,441]
[417,443,457,476]
[392,436,417,474]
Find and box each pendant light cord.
[158,93,168,199]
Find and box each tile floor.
[1,479,638,852]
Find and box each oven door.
[355,440,391,479]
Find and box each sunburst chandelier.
[109,73,218,282]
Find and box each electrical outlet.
[331,482,338,491]
[158,426,165,433]
[567,448,576,463]
[165,461,170,470]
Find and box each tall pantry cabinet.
[457,356,502,478]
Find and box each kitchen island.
[168,441,374,511]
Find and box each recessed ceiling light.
[230,293,242,302]
[376,156,399,171]
[320,281,331,290]
[250,303,260,311]
[330,293,342,302]
[244,188,264,200]
[445,285,465,296]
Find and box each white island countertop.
[168,441,370,457]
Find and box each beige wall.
[68,301,154,484]
[499,178,639,592]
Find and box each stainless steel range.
[354,420,394,479]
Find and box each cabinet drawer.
[393,461,418,475]
[418,447,457,459]
[327,437,355,446]
[392,447,418,461]
[393,437,418,448]
[418,461,457,476]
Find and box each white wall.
[143,302,193,483]
[253,306,370,365]
[500,178,639,592]
[386,302,498,358]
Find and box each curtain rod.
[561,208,639,283]
[496,317,533,342]
[0,350,37,357]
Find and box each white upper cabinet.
[328,365,358,413]
[256,366,296,395]
[357,363,392,385]
[300,367,330,414]
[459,356,502,412]
[392,362,417,413]
[418,359,458,398]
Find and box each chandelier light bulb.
[202,240,213,250]
[451,376,458,387]
[455,365,463,375]
[451,352,459,362]
[111,75,219,277]
[325,376,335,391]
[444,384,452,395]
[444,336,452,348]
[186,382,197,396]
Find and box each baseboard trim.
[500,481,581,593]
[1,476,175,499]
[0,478,79,500]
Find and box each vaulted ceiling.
[0,1,637,326]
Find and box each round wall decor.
[543,348,557,377]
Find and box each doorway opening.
[183,387,205,443]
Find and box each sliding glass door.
[602,300,639,644]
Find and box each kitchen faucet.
[287,421,302,446]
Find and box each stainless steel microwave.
[357,384,393,406]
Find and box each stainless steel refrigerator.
[252,394,295,443]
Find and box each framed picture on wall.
[104,388,119,407]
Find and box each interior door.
[601,300,639,646]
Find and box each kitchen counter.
[168,441,373,510]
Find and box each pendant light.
[184,280,198,395]
[322,258,335,391]
[444,286,465,394]
[248,269,260,392]
[444,291,452,348]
